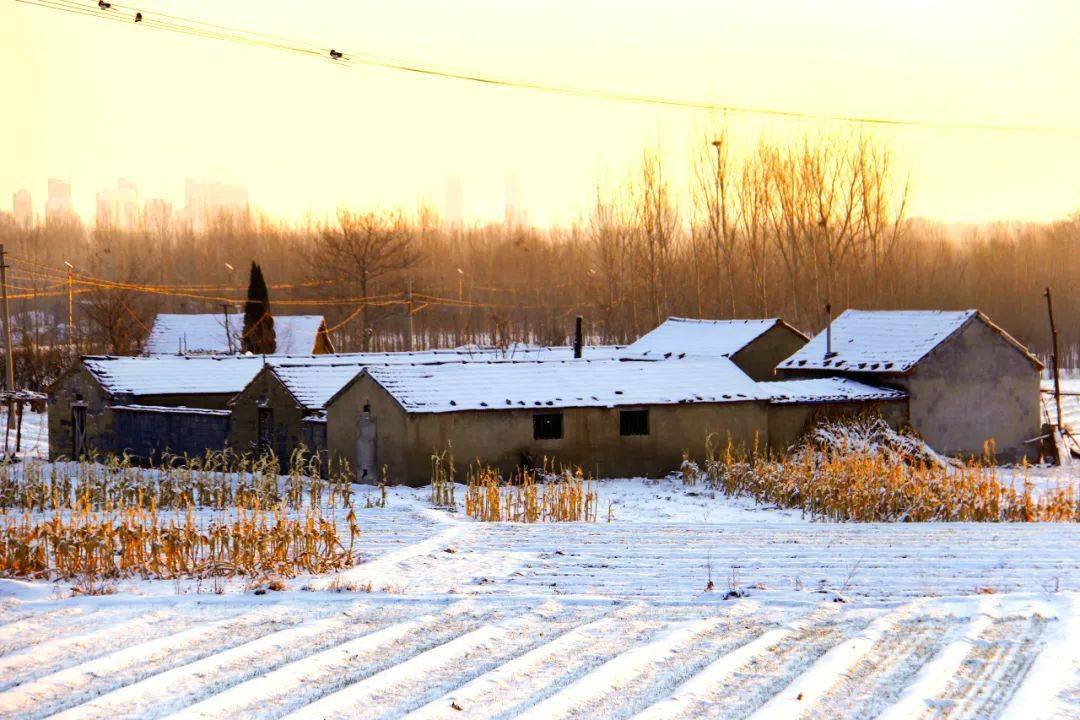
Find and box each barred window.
[619,409,649,436]
[533,412,563,440]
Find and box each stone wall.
[111,406,230,461]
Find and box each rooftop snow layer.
[271,364,366,409]
[265,346,624,408]
[144,313,326,355]
[364,357,767,413]
[778,309,978,373]
[83,355,264,397]
[82,346,626,403]
[257,345,624,366]
[622,318,788,359]
[760,377,908,405]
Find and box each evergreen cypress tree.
[242,261,276,354]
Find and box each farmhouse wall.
[229,368,319,466]
[328,374,769,485]
[47,365,113,460]
[891,319,1040,462]
[730,324,807,381]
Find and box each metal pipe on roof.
[573,316,583,359]
[824,303,835,359]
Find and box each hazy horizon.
[4,0,1080,226]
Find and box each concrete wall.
[112,407,229,461]
[892,318,1040,462]
[229,368,322,466]
[766,399,909,452]
[730,324,808,381]
[327,374,770,485]
[326,374,408,482]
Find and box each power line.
[15,0,1080,136]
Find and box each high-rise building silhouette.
[183,178,249,230]
[12,190,32,227]
[45,178,73,220]
[445,175,463,228]
[503,171,527,227]
[96,178,141,229]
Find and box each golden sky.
[3,0,1079,226]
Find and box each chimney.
[824,304,836,359]
[573,316,583,359]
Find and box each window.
[620,409,649,436]
[533,412,563,440]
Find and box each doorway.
[71,403,87,459]
[257,406,274,455]
[356,412,376,483]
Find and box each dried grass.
[686,417,1078,522]
[462,461,598,523]
[0,450,361,581]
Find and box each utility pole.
[1045,287,1063,431]
[0,245,13,458]
[404,277,415,351]
[222,303,233,354]
[456,268,465,346]
[0,246,13,392]
[64,261,74,347]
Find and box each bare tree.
[80,243,155,355]
[738,147,772,316]
[632,149,679,329]
[693,131,741,317]
[313,209,419,351]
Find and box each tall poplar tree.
[242,261,276,354]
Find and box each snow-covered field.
[2,477,1079,719]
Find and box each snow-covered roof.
[144,313,326,355]
[778,310,980,373]
[622,318,800,359]
[496,344,626,360]
[760,378,908,405]
[251,346,621,409]
[79,345,626,403]
[361,358,767,414]
[271,363,365,410]
[82,355,263,397]
[271,316,328,355]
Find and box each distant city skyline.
[4,1,1080,227]
[8,176,252,229]
[8,172,537,229]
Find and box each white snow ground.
[2,475,1079,719]
[0,408,47,459]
